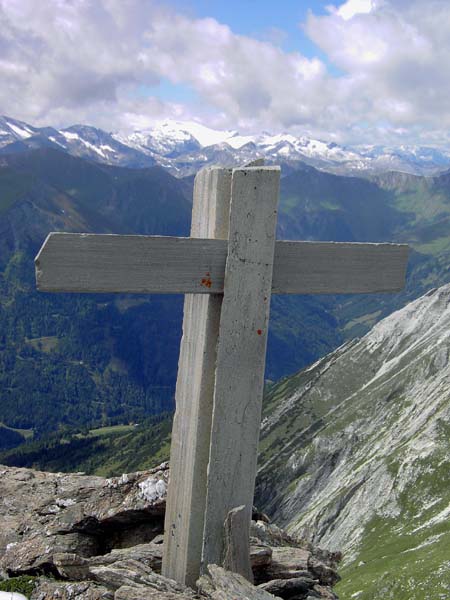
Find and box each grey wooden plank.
[273,240,409,294]
[162,167,232,588]
[36,234,408,295]
[35,233,228,294]
[223,505,254,582]
[201,166,280,574]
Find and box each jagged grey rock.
[0,463,340,599]
[249,539,273,568]
[52,542,163,581]
[89,559,197,596]
[264,547,310,580]
[258,576,316,597]
[0,464,168,577]
[114,585,199,599]
[197,564,277,599]
[31,580,113,599]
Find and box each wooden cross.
[35,164,408,588]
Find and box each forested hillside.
[2,148,450,449]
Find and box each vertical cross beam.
[201,166,280,573]
[163,165,280,587]
[162,167,232,587]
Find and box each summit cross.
[35,164,408,587]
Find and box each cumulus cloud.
[306,0,450,142]
[0,0,449,145]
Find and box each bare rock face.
[0,464,340,599]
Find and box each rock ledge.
[0,464,340,599]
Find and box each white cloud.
[0,0,449,146]
[305,0,450,142]
[332,0,378,21]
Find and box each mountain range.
[1,114,450,598]
[2,115,450,177]
[2,135,450,440]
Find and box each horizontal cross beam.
[35,232,408,296]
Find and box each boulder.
[197,564,277,599]
[258,577,316,598]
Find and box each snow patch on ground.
[6,121,33,139]
[100,144,115,153]
[61,130,80,141]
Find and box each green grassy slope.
[0,416,172,476]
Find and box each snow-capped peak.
[1,115,450,177]
[6,120,34,139]
[153,120,237,148]
[0,116,37,143]
[119,120,239,151]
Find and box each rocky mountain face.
[256,284,450,599]
[0,463,340,600]
[2,115,450,177]
[0,117,156,170]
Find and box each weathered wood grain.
[223,505,254,582]
[35,235,408,295]
[273,240,409,294]
[201,166,280,575]
[162,167,231,588]
[35,234,227,294]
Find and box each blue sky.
[1,0,450,147]
[170,1,331,53]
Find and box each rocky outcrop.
[0,464,168,577]
[0,463,340,599]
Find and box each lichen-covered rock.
[3,534,98,576]
[251,521,304,549]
